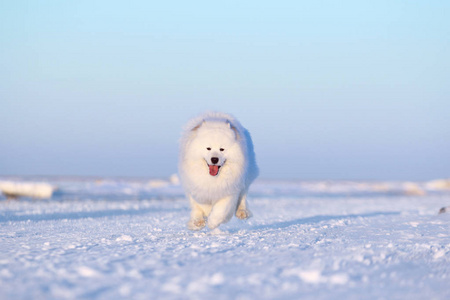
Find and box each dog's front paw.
[207,219,220,230]
[236,209,252,220]
[187,218,206,231]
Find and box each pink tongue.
[209,165,219,176]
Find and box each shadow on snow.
[245,211,401,232]
[0,206,186,223]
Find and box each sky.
[1,1,449,180]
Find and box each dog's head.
[189,120,240,177]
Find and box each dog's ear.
[226,120,240,140]
[191,120,205,132]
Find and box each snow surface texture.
[1,177,449,300]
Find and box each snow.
[1,176,449,299]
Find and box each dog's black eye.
[220,148,224,151]
[206,147,211,151]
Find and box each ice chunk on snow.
[170,173,180,185]
[210,272,225,285]
[297,270,323,284]
[0,181,55,199]
[115,235,133,242]
[282,268,323,283]
[433,249,446,260]
[283,268,349,285]
[329,273,349,285]
[77,266,100,278]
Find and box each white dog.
[179,112,259,230]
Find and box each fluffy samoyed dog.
[179,112,259,230]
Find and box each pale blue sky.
[1,1,449,180]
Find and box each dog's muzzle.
[209,164,220,176]
[208,157,222,176]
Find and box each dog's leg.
[207,195,238,229]
[187,196,211,231]
[236,190,253,220]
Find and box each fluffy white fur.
[178,112,259,230]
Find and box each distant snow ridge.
[426,179,450,190]
[145,174,180,188]
[0,181,55,199]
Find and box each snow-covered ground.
[1,177,449,299]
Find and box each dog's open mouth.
[208,165,221,176]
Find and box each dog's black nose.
[211,157,219,164]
